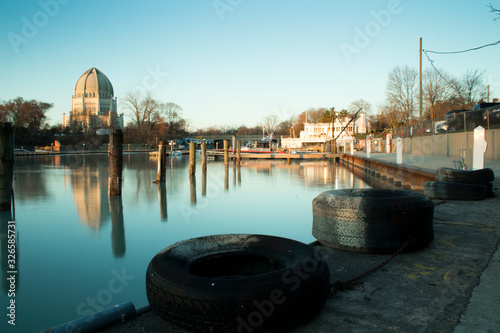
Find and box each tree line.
[374,66,489,131]
[0,97,56,145]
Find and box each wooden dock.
[149,150,340,160]
[207,151,340,160]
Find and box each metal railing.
[392,108,500,138]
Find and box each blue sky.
[1,0,499,130]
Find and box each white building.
[281,113,369,150]
[63,67,124,131]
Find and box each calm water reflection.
[0,153,391,332]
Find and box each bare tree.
[458,69,487,107]
[0,97,52,136]
[386,66,418,124]
[489,3,500,20]
[122,91,160,130]
[348,99,372,115]
[122,90,160,142]
[262,115,279,138]
[378,101,401,128]
[423,68,452,119]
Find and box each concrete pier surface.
[95,153,500,333]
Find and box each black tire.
[146,234,330,333]
[424,181,488,201]
[436,167,495,185]
[312,189,434,254]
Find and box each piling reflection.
[233,164,236,187]
[237,165,241,186]
[224,166,229,191]
[190,174,197,205]
[109,195,125,258]
[201,170,207,197]
[158,183,168,221]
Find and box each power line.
[422,52,463,99]
[422,39,500,98]
[424,40,500,55]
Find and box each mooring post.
[0,123,14,211]
[189,142,196,175]
[109,129,123,196]
[223,140,229,166]
[232,136,236,161]
[236,140,241,165]
[201,141,207,172]
[157,141,166,183]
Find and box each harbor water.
[1,153,376,332]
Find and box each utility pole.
[419,37,423,122]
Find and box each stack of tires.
[424,167,495,201]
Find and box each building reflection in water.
[67,155,127,258]
[69,157,110,230]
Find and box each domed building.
[63,67,124,131]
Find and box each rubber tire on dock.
[312,189,434,254]
[424,181,488,201]
[436,167,495,185]
[146,234,330,333]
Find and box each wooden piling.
[156,141,166,183]
[236,140,241,165]
[109,129,123,196]
[0,123,14,211]
[201,141,207,171]
[223,140,229,166]
[189,142,196,175]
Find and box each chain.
[330,237,414,297]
